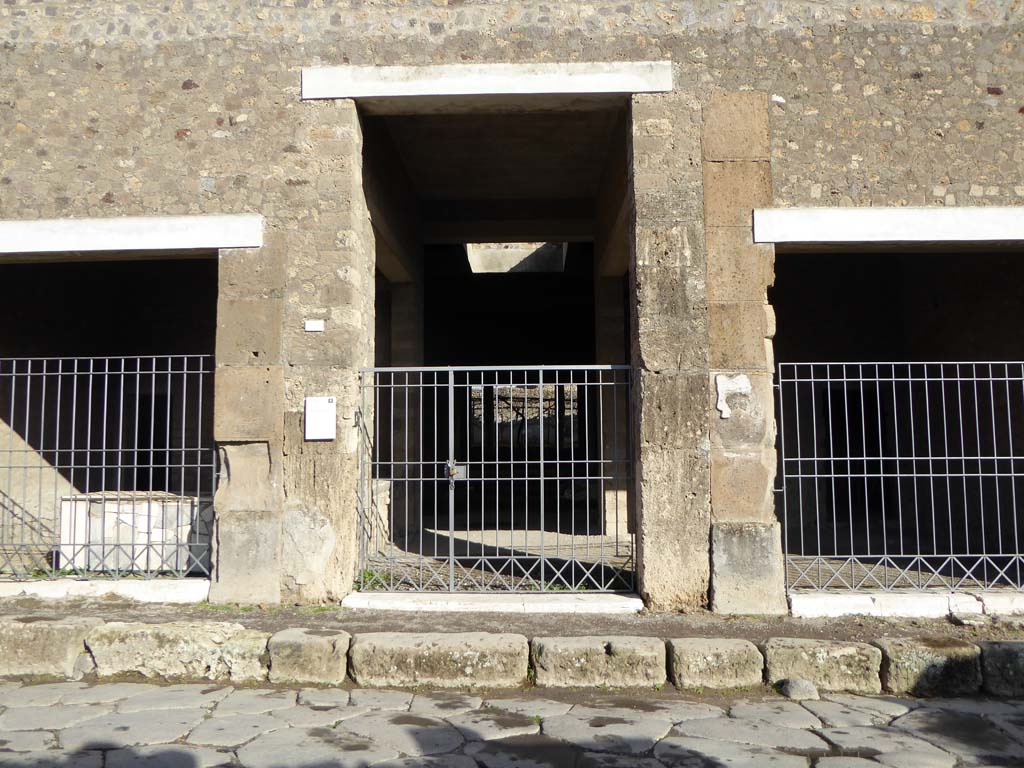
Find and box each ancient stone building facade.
[1,1,1021,612]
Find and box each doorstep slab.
[0,579,210,604]
[790,592,960,619]
[340,592,644,614]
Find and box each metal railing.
[0,355,216,579]
[357,366,634,592]
[777,362,1024,591]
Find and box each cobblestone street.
[0,681,1022,767]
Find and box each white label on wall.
[304,396,336,440]
[304,319,325,332]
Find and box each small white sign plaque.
[304,396,336,441]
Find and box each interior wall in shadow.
[0,257,218,358]
[771,250,1024,364]
[423,243,597,366]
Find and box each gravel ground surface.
[0,681,1022,766]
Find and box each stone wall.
[630,90,711,611]
[1,0,1021,607]
[702,92,787,615]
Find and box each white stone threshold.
[341,592,644,614]
[0,578,210,604]
[790,590,1024,618]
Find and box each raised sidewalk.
[1,615,1022,698]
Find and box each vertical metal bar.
[940,362,955,587]
[778,363,790,590]
[972,363,987,585]
[115,358,128,573]
[538,369,545,590]
[52,359,64,575]
[447,368,455,592]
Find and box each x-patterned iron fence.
[777,361,1024,592]
[357,365,634,592]
[0,355,216,579]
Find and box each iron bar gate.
[357,365,634,592]
[0,355,216,579]
[777,362,1024,591]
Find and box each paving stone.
[875,638,982,696]
[410,692,483,717]
[991,712,1024,746]
[447,709,541,741]
[541,712,673,754]
[107,744,234,767]
[350,688,413,711]
[801,699,884,727]
[237,726,399,768]
[532,636,666,688]
[0,616,102,680]
[0,751,102,767]
[0,729,57,751]
[59,683,160,705]
[340,710,464,756]
[466,734,585,768]
[1,683,88,707]
[569,699,723,723]
[86,621,271,683]
[668,638,764,690]
[482,697,573,718]
[60,708,209,751]
[891,707,1024,764]
[271,705,368,727]
[213,688,297,716]
[922,697,1023,717]
[268,627,350,685]
[578,755,668,767]
[350,632,529,688]
[373,758,479,768]
[0,703,112,730]
[818,725,954,758]
[117,684,233,713]
[874,750,956,768]
[763,638,882,694]
[980,641,1024,697]
[779,677,819,701]
[815,759,879,768]
[187,712,283,747]
[729,700,822,728]
[297,688,350,708]
[671,717,830,753]
[825,694,915,719]
[655,735,810,767]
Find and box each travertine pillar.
[279,99,376,603]
[210,240,286,605]
[702,91,787,614]
[630,91,711,611]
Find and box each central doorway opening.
[357,102,635,591]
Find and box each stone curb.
[1,617,1022,697]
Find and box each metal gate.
[357,366,634,592]
[1,355,216,579]
[777,361,1024,591]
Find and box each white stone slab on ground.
[341,592,644,613]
